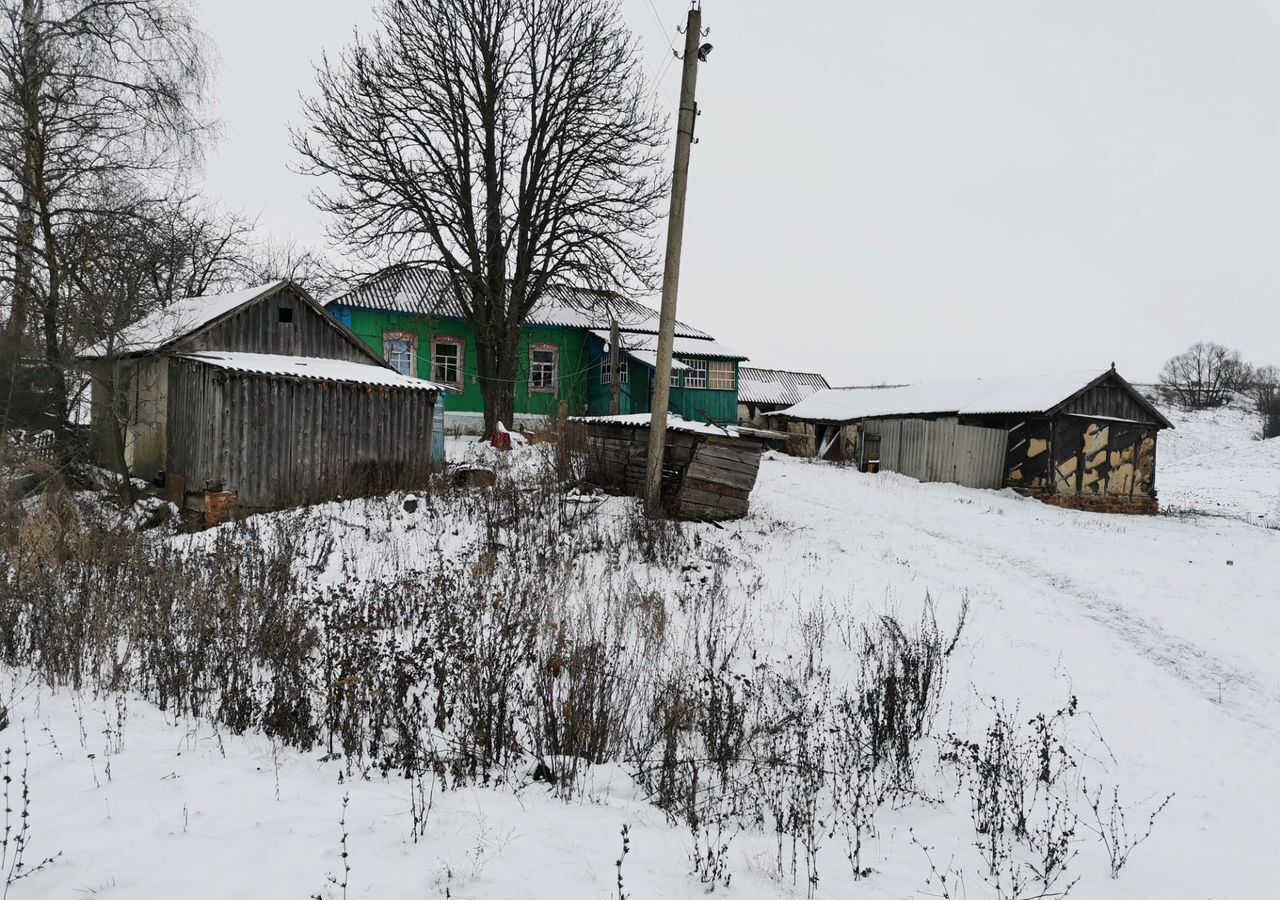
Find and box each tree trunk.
[478,323,520,437]
[103,364,136,504]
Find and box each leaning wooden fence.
[570,417,764,521]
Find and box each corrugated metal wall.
[167,358,436,508]
[865,417,1006,489]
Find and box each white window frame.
[530,343,558,393]
[432,336,465,387]
[684,358,708,390]
[601,354,629,384]
[708,359,735,391]
[382,331,418,379]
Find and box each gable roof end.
[78,279,388,368]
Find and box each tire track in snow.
[909,523,1280,731]
[755,466,1280,731]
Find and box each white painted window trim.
[684,358,709,390]
[432,335,465,387]
[600,354,629,384]
[382,330,418,378]
[530,343,559,393]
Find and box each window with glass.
[684,358,708,389]
[600,355,629,384]
[670,368,682,388]
[530,345,558,392]
[433,338,463,385]
[708,360,735,391]
[382,331,417,378]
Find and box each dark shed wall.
[166,359,436,508]
[1055,373,1161,424]
[179,285,373,362]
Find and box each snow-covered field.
[4,403,1277,899]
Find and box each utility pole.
[644,2,707,517]
[609,319,622,415]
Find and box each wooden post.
[609,319,622,416]
[557,399,569,481]
[644,3,705,517]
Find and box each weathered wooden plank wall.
[577,422,762,520]
[1057,375,1162,423]
[166,358,436,509]
[184,286,373,363]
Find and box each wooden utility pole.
[609,319,622,415]
[644,3,706,517]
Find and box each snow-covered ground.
[5,406,1278,899]
[1155,393,1280,526]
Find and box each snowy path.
[743,456,1280,897]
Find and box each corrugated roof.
[781,370,1154,423]
[570,413,742,437]
[331,268,713,339]
[181,351,444,391]
[737,367,830,405]
[79,281,287,357]
[589,329,747,361]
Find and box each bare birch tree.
[0,0,210,440]
[294,0,667,433]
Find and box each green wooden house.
[327,270,747,433]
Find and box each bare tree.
[0,0,210,441]
[294,0,667,433]
[1252,364,1280,440]
[1158,342,1251,410]
[238,237,342,300]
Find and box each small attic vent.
[278,307,294,323]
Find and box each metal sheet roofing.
[181,351,444,391]
[737,367,830,405]
[331,268,713,339]
[781,370,1132,423]
[589,329,746,361]
[570,413,742,437]
[79,281,287,358]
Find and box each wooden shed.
[779,367,1173,514]
[78,280,442,514]
[571,414,764,520]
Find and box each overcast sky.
[198,0,1280,385]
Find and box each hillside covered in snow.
[1153,390,1280,526]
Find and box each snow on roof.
[79,281,287,358]
[781,371,1120,422]
[623,350,691,371]
[571,413,741,437]
[589,329,746,361]
[180,351,444,391]
[737,367,830,405]
[333,269,714,339]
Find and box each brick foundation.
[204,490,239,526]
[1023,491,1158,515]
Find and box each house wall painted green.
[331,304,741,427]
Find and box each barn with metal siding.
[779,367,1173,513]
[79,280,443,516]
